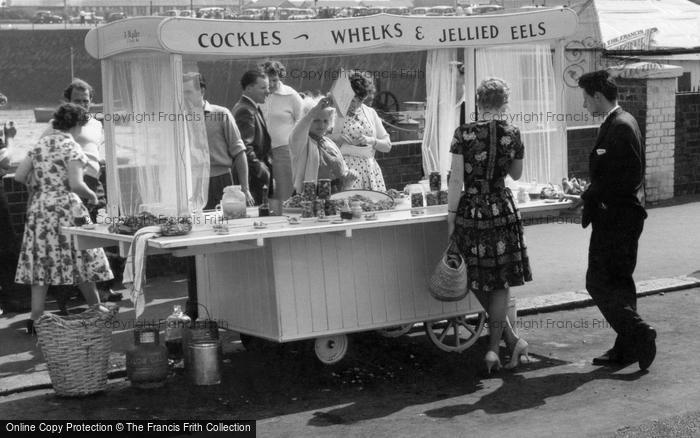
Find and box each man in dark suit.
[578,70,656,371]
[232,70,272,205]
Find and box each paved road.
[516,200,700,301]
[1,289,699,437]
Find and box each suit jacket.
[581,107,646,227]
[232,95,272,181]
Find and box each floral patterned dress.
[449,120,532,292]
[340,106,386,192]
[15,131,113,285]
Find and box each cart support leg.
[185,256,198,320]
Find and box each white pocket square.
[596,149,607,155]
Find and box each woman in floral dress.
[330,70,391,191]
[446,78,532,373]
[14,103,113,334]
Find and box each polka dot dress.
[340,107,387,192]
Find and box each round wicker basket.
[34,303,119,396]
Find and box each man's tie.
[257,106,268,130]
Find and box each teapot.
[217,185,247,219]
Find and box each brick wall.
[642,77,677,202]
[617,78,648,140]
[566,127,597,179]
[375,140,425,190]
[674,92,700,195]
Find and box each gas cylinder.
[126,327,168,388]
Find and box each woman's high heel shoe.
[484,351,501,374]
[504,339,530,370]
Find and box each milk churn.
[188,341,221,385]
[126,327,168,388]
[183,320,220,371]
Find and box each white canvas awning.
[570,0,700,51]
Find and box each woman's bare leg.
[77,281,100,305]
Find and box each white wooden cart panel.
[196,220,478,342]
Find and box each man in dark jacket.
[232,70,272,205]
[578,70,656,371]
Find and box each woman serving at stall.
[329,70,391,192]
[290,96,357,194]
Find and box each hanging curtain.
[107,53,209,218]
[475,44,565,186]
[422,49,459,183]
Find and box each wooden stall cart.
[65,10,579,363]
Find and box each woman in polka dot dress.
[330,71,392,192]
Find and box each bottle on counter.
[259,184,270,217]
[350,201,363,219]
[164,304,191,360]
[340,199,353,220]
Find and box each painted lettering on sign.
[329,23,404,44]
[197,31,282,48]
[86,10,579,59]
[123,30,140,43]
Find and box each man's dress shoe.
[636,326,657,371]
[592,349,635,366]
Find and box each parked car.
[348,6,371,17]
[367,7,388,15]
[288,8,316,20]
[465,5,504,15]
[178,10,195,17]
[426,6,457,16]
[72,11,103,24]
[238,9,264,20]
[386,7,411,15]
[197,7,225,19]
[410,7,429,15]
[106,12,127,22]
[31,11,63,24]
[162,10,180,17]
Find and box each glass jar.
[219,185,247,219]
[406,184,425,208]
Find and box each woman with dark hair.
[14,103,113,334]
[447,78,532,373]
[330,70,391,191]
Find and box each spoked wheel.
[424,312,487,353]
[376,323,414,338]
[314,334,349,365]
[373,91,400,114]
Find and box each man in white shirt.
[40,79,122,304]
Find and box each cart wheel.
[424,312,486,353]
[314,334,349,365]
[376,323,414,338]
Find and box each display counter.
[64,201,571,364]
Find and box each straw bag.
[35,303,119,396]
[429,245,468,302]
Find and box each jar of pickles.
[317,179,332,200]
[302,181,317,202]
[406,184,425,208]
[301,201,314,218]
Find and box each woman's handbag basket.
[35,303,119,396]
[429,248,468,302]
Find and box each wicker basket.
[34,303,119,396]
[428,250,468,302]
